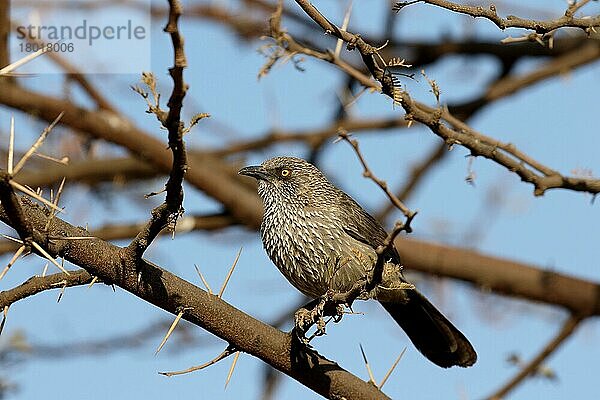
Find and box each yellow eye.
[280,168,291,177]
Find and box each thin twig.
[415,0,600,34]
[159,345,237,377]
[294,0,600,197]
[486,314,584,400]
[126,0,188,259]
[337,130,416,222]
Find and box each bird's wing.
[334,189,402,264]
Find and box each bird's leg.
[292,278,369,343]
[293,289,350,343]
[292,297,324,343]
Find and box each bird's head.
[238,156,330,206]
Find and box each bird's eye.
[280,168,291,178]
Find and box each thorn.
[334,0,353,58]
[194,264,213,295]
[225,351,241,389]
[31,241,70,275]
[35,153,69,165]
[155,308,188,355]
[159,345,236,377]
[87,275,99,289]
[41,262,48,277]
[0,46,49,76]
[56,281,67,303]
[0,305,9,336]
[13,112,64,175]
[359,344,377,386]
[45,177,66,231]
[48,235,97,241]
[8,117,15,175]
[144,187,166,198]
[10,180,64,213]
[0,245,26,281]
[1,234,23,244]
[379,347,406,389]
[218,248,242,298]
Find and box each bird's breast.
[260,204,373,298]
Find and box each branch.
[15,318,201,359]
[0,270,93,308]
[0,213,237,257]
[412,0,600,34]
[0,0,9,68]
[3,212,599,317]
[127,0,188,258]
[486,314,584,400]
[0,197,390,400]
[212,117,408,157]
[15,156,158,188]
[376,141,447,221]
[387,36,595,70]
[0,83,263,228]
[292,0,600,197]
[395,237,600,316]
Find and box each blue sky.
[1,0,600,399]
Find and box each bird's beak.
[238,165,270,181]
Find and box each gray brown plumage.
[239,156,476,368]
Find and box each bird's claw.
[293,296,330,343]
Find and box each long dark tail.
[380,290,477,368]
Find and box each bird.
[239,156,476,368]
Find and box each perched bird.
[239,156,476,368]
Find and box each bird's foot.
[293,295,331,343]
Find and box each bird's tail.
[380,290,477,368]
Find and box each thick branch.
[395,237,600,316]
[0,0,9,67]
[0,82,263,228]
[0,198,389,400]
[3,213,599,317]
[16,157,158,188]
